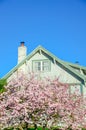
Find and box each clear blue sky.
[0,0,86,77]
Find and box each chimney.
[18,42,27,64]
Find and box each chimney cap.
[20,41,25,46]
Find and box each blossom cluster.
[0,74,86,129]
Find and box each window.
[33,60,51,72]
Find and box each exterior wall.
[8,51,81,84]
[7,71,18,82]
[82,84,86,97]
[7,51,86,95]
[27,52,81,84]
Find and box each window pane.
[42,61,50,71]
[35,62,41,71]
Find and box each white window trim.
[32,59,51,72]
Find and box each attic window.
[33,60,51,72]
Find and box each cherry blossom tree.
[0,73,86,129]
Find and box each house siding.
[3,44,86,96]
[7,51,81,84]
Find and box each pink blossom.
[0,73,86,129]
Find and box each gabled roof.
[64,61,86,70]
[2,45,86,84]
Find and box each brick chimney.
[18,42,27,64]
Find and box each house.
[2,42,86,95]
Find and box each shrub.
[0,79,7,93]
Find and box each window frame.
[32,59,51,72]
